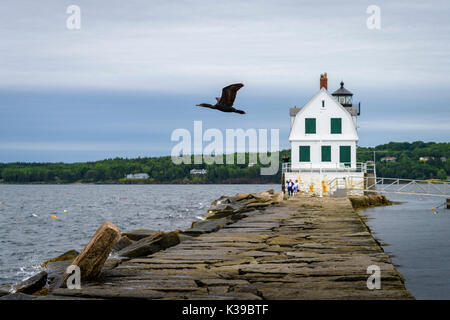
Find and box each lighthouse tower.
[284,73,371,196]
[331,81,361,127]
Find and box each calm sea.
[0,185,449,299]
[363,193,450,299]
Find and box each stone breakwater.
[1,191,413,300]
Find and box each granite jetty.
[1,191,413,300]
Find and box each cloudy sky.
[0,0,449,162]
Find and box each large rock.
[46,260,73,287]
[117,231,180,258]
[63,221,120,282]
[0,285,12,297]
[349,195,392,209]
[13,271,47,295]
[113,235,133,251]
[41,249,79,268]
[182,218,229,236]
[178,233,197,243]
[102,258,121,272]
[206,206,235,220]
[211,196,231,206]
[0,293,35,300]
[122,229,159,241]
[246,201,273,208]
[273,192,284,203]
[231,193,253,202]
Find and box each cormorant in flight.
[197,83,246,114]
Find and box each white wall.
[289,89,358,169]
[290,140,357,170]
[284,172,364,196]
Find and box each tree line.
[357,142,449,180]
[0,142,448,184]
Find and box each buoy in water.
[15,217,19,220]
[51,215,59,219]
[64,209,68,213]
[0,201,4,205]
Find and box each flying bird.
[196,83,246,114]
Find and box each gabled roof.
[288,88,358,141]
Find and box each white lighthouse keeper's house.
[283,73,373,196]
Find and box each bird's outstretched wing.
[218,83,244,107]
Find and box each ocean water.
[0,184,279,286]
[362,193,450,299]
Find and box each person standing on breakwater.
[294,180,299,196]
[287,179,293,197]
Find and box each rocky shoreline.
[0,191,412,300]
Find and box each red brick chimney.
[320,73,328,90]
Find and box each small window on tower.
[322,100,325,108]
[346,96,352,105]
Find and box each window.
[345,96,352,105]
[299,146,310,162]
[331,118,342,134]
[321,146,331,162]
[340,146,351,166]
[322,100,325,108]
[305,118,316,134]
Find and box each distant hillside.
[357,142,449,180]
[0,142,448,184]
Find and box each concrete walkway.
[48,196,413,300]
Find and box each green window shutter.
[321,146,331,162]
[305,118,316,134]
[331,118,342,134]
[299,146,310,162]
[339,146,351,165]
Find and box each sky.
[0,0,449,162]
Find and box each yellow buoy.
[64,210,68,213]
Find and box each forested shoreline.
[0,142,448,184]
